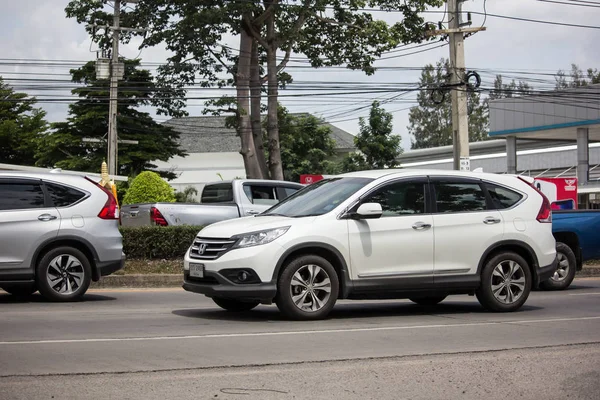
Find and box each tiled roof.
[164,115,356,153]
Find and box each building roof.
[163,115,356,153]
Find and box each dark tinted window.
[435,182,487,213]
[363,181,425,217]
[45,182,86,207]
[486,183,523,209]
[0,183,45,211]
[201,183,233,203]
[244,185,278,206]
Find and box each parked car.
[182,169,557,320]
[541,210,600,290]
[0,172,124,301]
[120,179,303,227]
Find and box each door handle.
[412,222,432,230]
[38,214,58,222]
[483,217,501,224]
[246,210,260,215]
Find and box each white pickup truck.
[120,179,303,227]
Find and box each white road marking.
[1,316,599,346]
[569,292,600,296]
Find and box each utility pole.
[428,1,485,171]
[107,0,121,177]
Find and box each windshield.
[262,177,373,217]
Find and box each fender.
[31,235,100,279]
[272,242,353,299]
[477,240,540,275]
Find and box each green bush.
[122,171,175,205]
[120,225,203,259]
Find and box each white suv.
[183,169,557,320]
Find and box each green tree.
[489,75,532,100]
[175,186,199,203]
[36,60,185,178]
[408,58,488,149]
[65,0,443,180]
[555,64,600,89]
[340,101,402,172]
[0,77,48,165]
[276,106,337,182]
[122,171,175,205]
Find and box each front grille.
[189,237,236,260]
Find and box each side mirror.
[352,202,383,219]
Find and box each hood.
[198,215,313,238]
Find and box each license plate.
[189,263,204,278]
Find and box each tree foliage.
[341,101,401,172]
[408,58,488,149]
[0,77,47,165]
[555,64,600,89]
[36,60,185,178]
[277,106,337,182]
[175,186,199,203]
[488,75,532,100]
[65,0,443,180]
[122,171,175,205]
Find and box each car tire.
[476,251,532,312]
[540,242,577,291]
[275,255,339,320]
[1,283,37,297]
[36,246,92,302]
[409,296,447,306]
[212,297,260,312]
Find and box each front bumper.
[535,256,559,285]
[95,252,126,280]
[183,270,277,302]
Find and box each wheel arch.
[32,236,100,282]
[478,240,539,283]
[553,231,582,271]
[273,243,352,299]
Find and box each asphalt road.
[1,278,600,400]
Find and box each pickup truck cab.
[120,179,303,227]
[544,210,600,290]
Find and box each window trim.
[42,180,90,209]
[0,178,49,212]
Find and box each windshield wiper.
[256,213,290,217]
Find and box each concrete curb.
[90,268,600,289]
[91,274,182,289]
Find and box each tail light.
[151,206,168,226]
[86,177,119,220]
[517,177,552,223]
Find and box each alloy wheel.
[289,264,332,312]
[491,260,526,304]
[46,255,85,295]
[550,252,570,282]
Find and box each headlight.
[235,227,290,248]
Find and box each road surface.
[1,278,599,399]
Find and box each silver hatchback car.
[0,172,125,301]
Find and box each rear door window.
[485,183,523,209]
[244,185,279,206]
[45,182,86,207]
[0,182,46,211]
[434,182,487,213]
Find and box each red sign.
[300,174,324,185]
[533,177,578,210]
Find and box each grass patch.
[114,259,184,275]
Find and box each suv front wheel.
[36,246,92,302]
[476,252,532,312]
[275,255,339,320]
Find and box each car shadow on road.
[0,292,117,304]
[172,301,543,322]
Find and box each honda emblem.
[198,243,207,255]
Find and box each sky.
[1,0,599,151]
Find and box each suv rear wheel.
[540,242,576,291]
[476,252,532,312]
[36,247,92,302]
[275,255,339,320]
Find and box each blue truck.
[544,210,600,290]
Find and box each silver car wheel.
[491,260,526,305]
[46,255,85,296]
[289,264,332,312]
[550,252,570,282]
